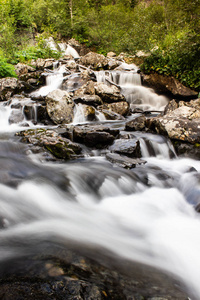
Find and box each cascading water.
[96,70,168,111]
[0,58,200,299]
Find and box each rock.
[108,59,120,70]
[0,78,24,101]
[31,58,55,70]
[17,128,82,160]
[106,152,146,169]
[173,141,200,160]
[78,52,109,70]
[74,104,96,121]
[147,100,200,144]
[107,52,116,58]
[142,73,198,99]
[98,101,129,116]
[67,38,90,56]
[46,89,74,124]
[99,109,125,120]
[125,115,147,131]
[8,109,24,124]
[164,99,179,115]
[74,81,95,96]
[15,63,28,76]
[72,124,119,148]
[109,139,141,158]
[73,94,103,107]
[94,82,125,103]
[62,74,87,92]
[19,71,45,88]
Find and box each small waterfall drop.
[31,64,66,97]
[65,45,80,59]
[96,70,168,111]
[73,103,87,124]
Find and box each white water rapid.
[0,60,199,299]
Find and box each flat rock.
[17,128,82,160]
[106,152,146,169]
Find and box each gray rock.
[73,94,103,107]
[94,82,125,103]
[125,115,146,131]
[78,51,109,70]
[17,128,82,160]
[106,152,146,169]
[147,100,200,144]
[45,89,74,124]
[109,138,141,158]
[0,78,24,101]
[98,101,129,116]
[72,124,119,148]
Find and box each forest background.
[0,0,199,91]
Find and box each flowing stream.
[0,63,200,299]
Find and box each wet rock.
[109,139,141,158]
[17,128,82,160]
[173,141,200,160]
[8,109,24,124]
[78,51,109,70]
[0,78,24,101]
[62,73,87,92]
[45,89,74,124]
[73,94,103,107]
[108,59,120,70]
[31,58,55,70]
[142,73,198,99]
[98,101,129,116]
[106,153,146,169]
[94,82,125,103]
[163,99,179,115]
[147,103,200,144]
[74,81,95,97]
[100,109,125,120]
[74,104,96,121]
[125,115,147,131]
[15,63,35,76]
[72,124,119,148]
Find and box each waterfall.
[73,103,87,124]
[96,70,168,111]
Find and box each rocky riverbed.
[0,39,199,299]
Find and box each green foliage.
[0,54,17,78]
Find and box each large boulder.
[147,99,200,144]
[0,78,24,101]
[142,73,198,99]
[78,52,109,70]
[94,82,125,103]
[45,89,74,124]
[125,115,147,131]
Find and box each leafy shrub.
[0,56,17,78]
